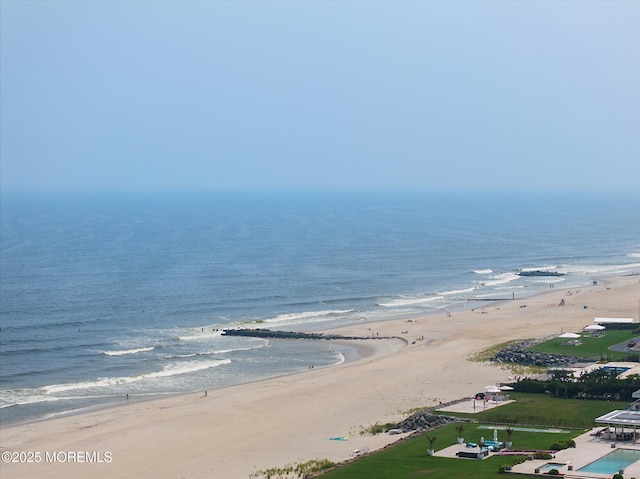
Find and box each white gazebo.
[558,332,581,338]
[484,385,508,402]
[584,324,606,337]
[584,324,606,331]
[558,332,581,346]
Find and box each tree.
[426,436,437,455]
[505,427,514,447]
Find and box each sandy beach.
[1,275,638,479]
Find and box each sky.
[1,0,638,194]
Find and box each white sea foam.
[480,272,520,287]
[143,359,232,379]
[473,269,493,274]
[103,347,155,356]
[378,296,440,308]
[165,343,267,358]
[332,350,346,366]
[211,344,267,355]
[0,391,114,409]
[529,262,640,280]
[437,287,476,296]
[264,309,354,324]
[42,378,130,394]
[518,265,558,273]
[178,330,225,341]
[41,359,232,395]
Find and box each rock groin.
[221,328,391,341]
[490,340,592,367]
[397,412,469,433]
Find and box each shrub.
[497,465,506,473]
[547,469,560,475]
[512,456,527,465]
[533,451,553,460]
[613,474,624,479]
[549,439,574,450]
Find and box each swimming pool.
[539,462,565,473]
[578,448,640,474]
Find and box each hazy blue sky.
[1,1,638,193]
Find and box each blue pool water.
[578,448,640,474]
[539,462,565,473]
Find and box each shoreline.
[2,270,633,428]
[0,335,408,429]
[1,274,638,479]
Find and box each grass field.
[319,422,577,479]
[527,330,639,362]
[441,392,630,428]
[316,393,630,479]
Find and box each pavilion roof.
[596,410,640,427]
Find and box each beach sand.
[1,275,638,478]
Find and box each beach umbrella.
[485,386,501,393]
[558,332,581,338]
[499,385,514,391]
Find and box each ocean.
[1,191,639,425]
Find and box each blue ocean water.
[1,191,639,424]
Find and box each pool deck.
[435,427,640,478]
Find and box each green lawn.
[527,330,639,362]
[316,393,629,479]
[440,392,630,428]
[320,422,576,479]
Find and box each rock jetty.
[491,340,591,367]
[221,328,391,341]
[396,412,468,433]
[516,270,564,277]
